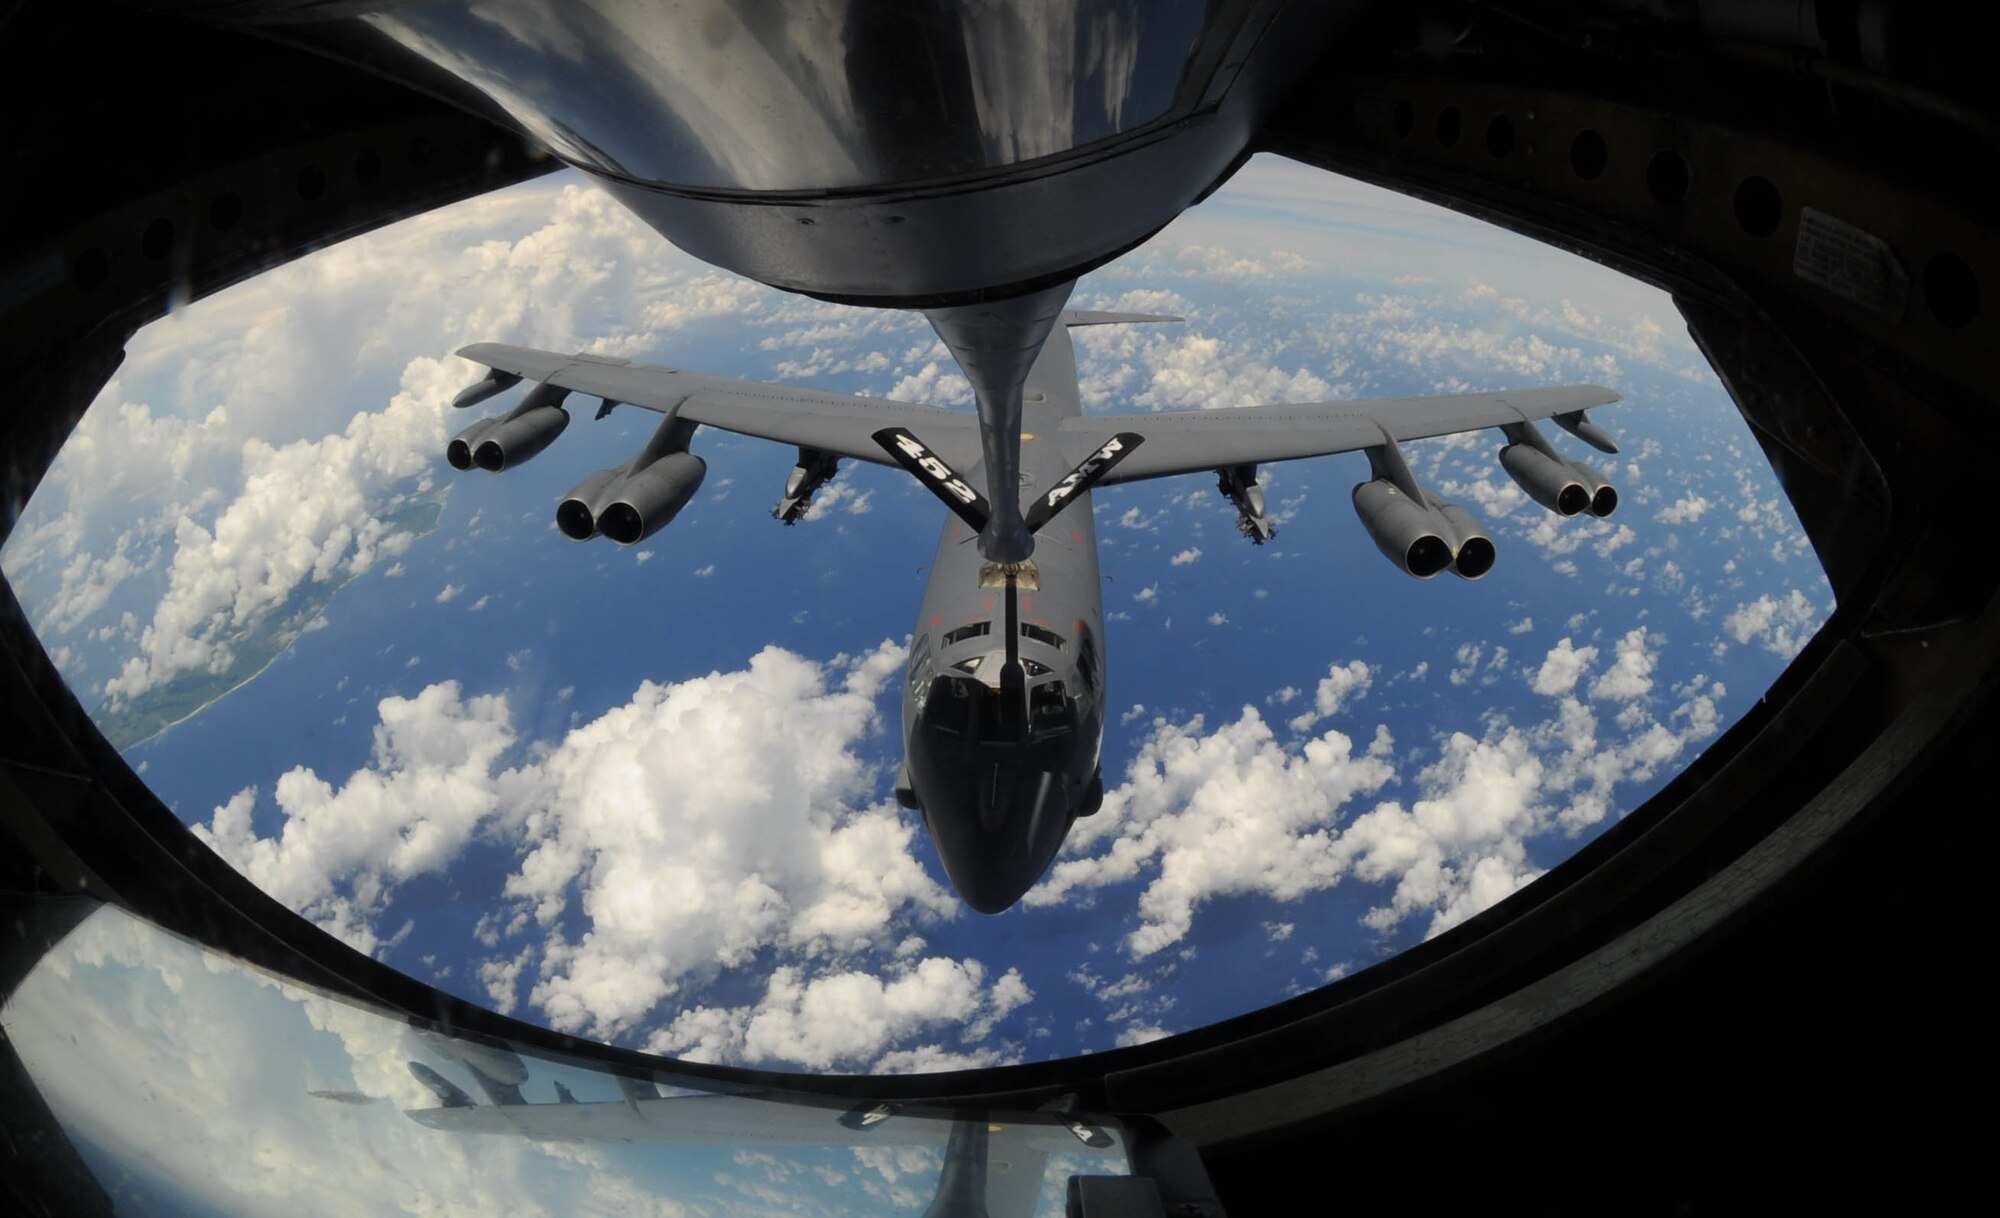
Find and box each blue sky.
[2,155,1829,1073]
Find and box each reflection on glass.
[363,0,1210,189]
[0,156,1834,1072]
[2,905,1128,1216]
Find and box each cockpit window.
[1020,623,1064,649]
[924,674,976,736]
[942,621,991,648]
[953,655,1048,677]
[908,633,932,685]
[1029,681,1072,736]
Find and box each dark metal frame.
[4,3,1990,1210]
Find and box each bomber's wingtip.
[454,340,510,363]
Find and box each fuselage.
[900,327,1105,913]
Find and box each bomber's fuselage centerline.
[922,281,1078,566]
[902,324,1107,914]
[446,320,1620,915]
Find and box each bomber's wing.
[1064,384,1621,486]
[1059,309,1184,327]
[405,1092,1091,1217]
[458,342,981,471]
[405,1091,909,1147]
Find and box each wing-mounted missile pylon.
[1217,464,1278,544]
[773,447,841,524]
[1353,436,1496,579]
[1499,419,1619,518]
[558,409,704,545]
[447,380,574,472]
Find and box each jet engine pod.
[1353,479,1454,579]
[597,452,707,545]
[445,417,500,471]
[471,405,569,472]
[1435,502,1497,579]
[1500,444,1592,516]
[555,466,628,541]
[1572,460,1619,517]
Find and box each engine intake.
[1435,503,1495,579]
[595,452,707,545]
[1352,482,1495,579]
[445,417,498,471]
[556,466,627,541]
[1353,479,1456,579]
[471,405,569,471]
[1570,459,1619,517]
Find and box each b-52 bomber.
[445,287,1622,913]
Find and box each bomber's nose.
[906,673,1094,912]
[957,868,1034,916]
[925,763,1078,914]
[916,756,1088,908]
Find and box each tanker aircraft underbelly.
[445,300,1626,913]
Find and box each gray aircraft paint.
[901,323,1111,913]
[450,319,1621,913]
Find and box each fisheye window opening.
[0,154,1832,1074]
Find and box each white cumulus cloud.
[1724,589,1822,658]
[1027,707,1397,957]
[646,958,1031,1072]
[191,640,999,1068]
[1588,627,1658,702]
[1531,637,1600,697]
[1656,493,1712,525]
[194,681,515,954]
[1286,660,1374,734]
[501,643,956,1042]
[102,358,459,705]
